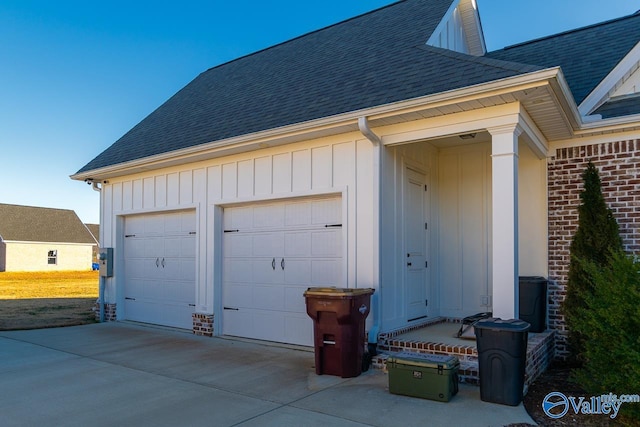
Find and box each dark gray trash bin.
[519,276,547,333]
[475,318,530,406]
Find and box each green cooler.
[387,352,459,402]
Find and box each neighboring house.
[0,204,97,272]
[72,0,640,358]
[85,223,100,261]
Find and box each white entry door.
[404,168,429,321]
[123,211,196,329]
[222,197,343,346]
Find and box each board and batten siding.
[98,134,376,325]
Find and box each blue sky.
[1,0,637,224]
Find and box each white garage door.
[223,197,343,346]
[123,211,196,329]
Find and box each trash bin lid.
[303,287,374,297]
[474,318,530,332]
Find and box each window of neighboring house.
[48,250,57,265]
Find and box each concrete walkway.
[0,323,536,427]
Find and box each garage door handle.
[281,258,285,270]
[272,258,276,270]
[156,258,159,267]
[161,258,165,268]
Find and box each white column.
[489,124,522,319]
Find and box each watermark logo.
[542,392,569,419]
[542,392,640,420]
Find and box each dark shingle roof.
[85,223,100,244]
[0,204,96,244]
[593,94,640,119]
[486,12,640,106]
[77,0,540,174]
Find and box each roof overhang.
[71,66,640,182]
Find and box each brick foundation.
[192,313,214,337]
[548,139,640,359]
[374,319,555,391]
[93,301,117,322]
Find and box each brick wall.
[192,313,214,337]
[547,139,640,358]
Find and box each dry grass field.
[0,271,99,330]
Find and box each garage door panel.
[165,281,195,303]
[283,259,310,285]
[252,259,284,284]
[253,204,286,229]
[284,286,307,312]
[223,197,342,346]
[225,259,253,283]
[311,199,341,225]
[125,258,145,279]
[144,237,164,258]
[252,233,284,257]
[284,232,311,257]
[311,230,341,257]
[123,211,196,330]
[125,239,146,258]
[253,285,285,311]
[311,259,341,286]
[181,236,197,257]
[225,206,252,230]
[253,312,285,342]
[284,202,312,226]
[163,237,182,258]
[224,234,253,257]
[223,283,252,308]
[284,314,313,347]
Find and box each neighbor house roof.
[0,204,97,244]
[85,223,100,244]
[76,0,540,175]
[486,11,640,107]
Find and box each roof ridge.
[0,202,75,213]
[203,0,406,74]
[497,11,640,52]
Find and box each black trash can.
[304,287,374,378]
[474,318,530,406]
[519,276,547,333]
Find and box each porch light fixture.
[459,133,477,140]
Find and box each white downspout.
[358,117,382,353]
[87,179,105,320]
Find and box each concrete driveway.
[0,323,536,427]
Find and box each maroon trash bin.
[304,287,374,378]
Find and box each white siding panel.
[133,179,143,210]
[155,175,167,207]
[254,156,272,195]
[193,168,206,203]
[311,146,332,189]
[122,181,133,211]
[292,150,311,192]
[112,182,123,213]
[237,160,254,197]
[332,142,355,187]
[272,153,292,194]
[207,166,222,201]
[179,170,193,204]
[222,163,237,199]
[167,173,179,206]
[143,177,155,208]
